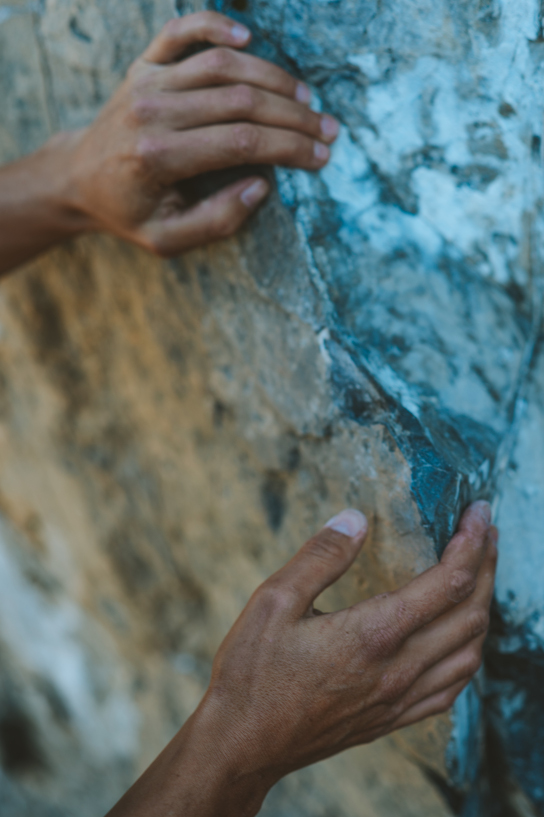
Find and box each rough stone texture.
[0,0,543,815]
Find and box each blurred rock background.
[0,0,543,815]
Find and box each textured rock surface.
[0,0,543,815]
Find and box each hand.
[63,11,339,257]
[108,502,497,817]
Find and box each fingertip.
[469,500,492,526]
[229,23,251,45]
[324,509,368,540]
[296,82,312,104]
[314,142,331,165]
[240,178,269,208]
[320,115,340,142]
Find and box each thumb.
[144,176,269,257]
[266,510,368,618]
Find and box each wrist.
[40,129,97,236]
[108,697,274,817]
[0,129,96,275]
[169,700,274,817]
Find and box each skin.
[0,11,340,275]
[0,12,498,814]
[107,502,498,817]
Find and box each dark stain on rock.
[452,163,499,191]
[23,276,89,412]
[498,102,516,118]
[38,680,71,729]
[371,161,419,215]
[0,706,47,776]
[69,16,92,43]
[261,471,288,532]
[0,368,10,420]
[467,121,508,160]
[423,767,465,815]
[213,399,234,429]
[108,528,157,593]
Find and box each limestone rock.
[0,0,543,815]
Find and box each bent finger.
[143,124,330,184]
[400,635,485,711]
[141,176,269,256]
[145,86,338,144]
[398,531,497,675]
[260,510,368,619]
[161,47,310,102]
[389,678,471,732]
[144,12,251,64]
[354,502,492,648]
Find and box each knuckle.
[228,84,260,116]
[205,47,234,77]
[446,568,477,603]
[257,582,296,616]
[230,123,261,160]
[365,619,403,658]
[463,646,483,676]
[133,135,165,175]
[128,94,158,126]
[466,608,490,640]
[378,670,407,705]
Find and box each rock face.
[0,0,543,815]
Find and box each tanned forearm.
[0,131,93,276]
[106,705,272,817]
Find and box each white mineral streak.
[0,519,139,760]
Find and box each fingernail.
[296,82,311,104]
[240,179,269,208]
[474,500,492,526]
[325,509,367,538]
[321,115,339,140]
[230,24,251,43]
[314,142,330,163]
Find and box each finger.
[399,635,485,711]
[260,510,368,619]
[161,47,311,103]
[144,12,252,64]
[388,678,470,732]
[141,176,270,257]
[139,86,339,144]
[142,124,331,184]
[354,501,492,646]
[398,529,497,676]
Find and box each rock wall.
[0,0,543,815]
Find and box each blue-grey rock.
[0,0,543,814]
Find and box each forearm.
[0,131,93,276]
[106,702,272,817]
